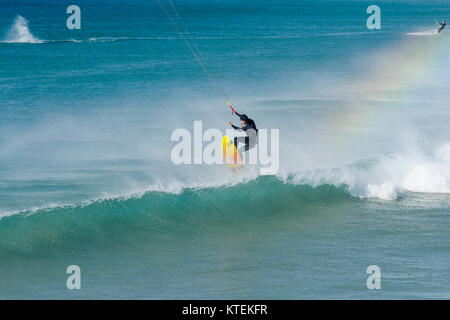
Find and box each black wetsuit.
[438,22,446,34]
[231,112,258,153]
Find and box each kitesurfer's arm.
[228,121,243,131]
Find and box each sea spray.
[3,15,42,43]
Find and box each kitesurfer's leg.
[237,137,249,157]
[238,145,247,156]
[246,129,258,151]
[234,136,246,148]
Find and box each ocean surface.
[1,0,449,299]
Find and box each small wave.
[322,31,375,37]
[48,39,83,43]
[1,35,320,45]
[2,16,42,43]
[405,30,437,36]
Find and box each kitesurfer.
[228,110,258,154]
[438,20,446,34]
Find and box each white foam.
[405,30,437,36]
[2,16,42,43]
[402,143,450,193]
[0,202,76,220]
[364,183,397,200]
[286,142,450,200]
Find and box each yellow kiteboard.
[222,136,243,170]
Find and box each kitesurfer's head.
[240,114,248,124]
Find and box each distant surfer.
[228,110,258,155]
[437,20,446,34]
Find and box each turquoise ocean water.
[0,0,449,299]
